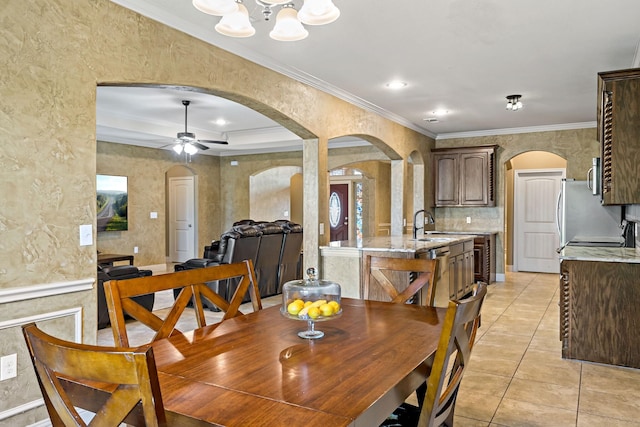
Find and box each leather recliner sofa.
[97,265,153,329]
[175,220,303,303]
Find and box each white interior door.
[514,169,565,273]
[169,176,195,262]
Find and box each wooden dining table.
[150,297,447,426]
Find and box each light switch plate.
[0,353,17,380]
[79,224,92,246]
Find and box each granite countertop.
[559,246,640,263]
[320,234,475,253]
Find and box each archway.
[249,166,303,223]
[504,151,567,272]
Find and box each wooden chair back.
[22,322,166,427]
[419,282,487,427]
[104,259,262,347]
[363,255,437,306]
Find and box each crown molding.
[436,122,597,140]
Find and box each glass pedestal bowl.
[280,268,342,339]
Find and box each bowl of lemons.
[281,268,342,339]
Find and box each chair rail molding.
[0,278,94,304]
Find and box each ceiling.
[99,0,640,156]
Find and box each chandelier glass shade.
[505,94,523,111]
[215,3,256,37]
[193,0,340,41]
[298,0,340,25]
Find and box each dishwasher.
[417,246,451,308]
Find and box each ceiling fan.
[170,100,228,154]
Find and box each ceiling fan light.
[215,4,256,37]
[270,7,309,41]
[298,0,340,25]
[184,143,198,155]
[192,0,238,16]
[173,144,184,154]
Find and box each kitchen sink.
[413,237,453,242]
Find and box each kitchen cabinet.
[473,233,496,284]
[597,68,640,205]
[446,240,475,303]
[432,145,497,207]
[560,259,640,368]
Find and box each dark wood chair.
[22,322,166,427]
[363,255,437,306]
[104,259,262,347]
[382,282,487,427]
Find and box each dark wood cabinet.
[597,68,640,205]
[560,260,640,368]
[473,234,495,284]
[448,240,474,301]
[432,145,497,207]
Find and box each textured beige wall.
[97,142,221,264]
[435,127,598,275]
[0,0,432,423]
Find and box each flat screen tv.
[96,174,128,232]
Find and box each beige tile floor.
[98,268,640,426]
[454,271,640,427]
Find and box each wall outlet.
[134,246,139,254]
[466,216,471,224]
[0,353,17,380]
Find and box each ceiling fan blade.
[192,141,210,150]
[199,139,229,145]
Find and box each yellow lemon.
[328,301,340,313]
[308,306,321,319]
[287,300,304,315]
[304,301,313,308]
[319,303,334,317]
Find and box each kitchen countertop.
[559,246,640,263]
[320,234,475,254]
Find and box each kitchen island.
[559,246,640,368]
[319,234,476,304]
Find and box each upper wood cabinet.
[432,145,497,207]
[598,68,640,205]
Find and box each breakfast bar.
[319,234,477,305]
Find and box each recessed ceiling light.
[385,80,407,89]
[214,118,227,126]
[432,109,449,116]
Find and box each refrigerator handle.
[587,168,593,191]
[555,189,562,237]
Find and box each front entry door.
[329,183,349,241]
[514,169,564,273]
[169,176,196,262]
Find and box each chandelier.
[192,0,340,41]
[505,94,523,111]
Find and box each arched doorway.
[505,151,567,273]
[249,166,303,223]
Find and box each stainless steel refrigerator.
[556,178,624,249]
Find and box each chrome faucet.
[412,209,435,239]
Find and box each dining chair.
[363,254,437,306]
[104,259,262,347]
[382,282,487,427]
[22,322,167,427]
